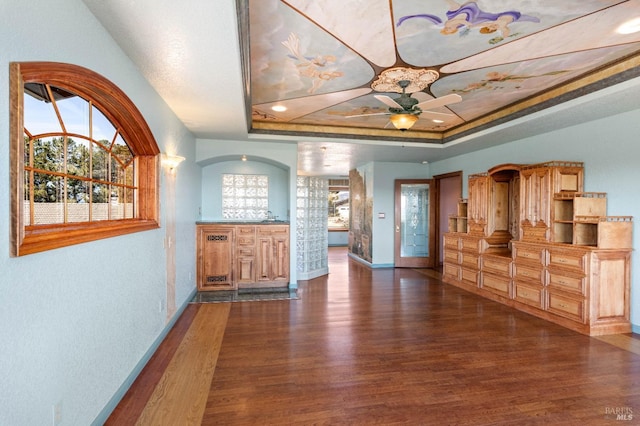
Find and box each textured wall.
[0,1,200,424]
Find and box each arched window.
[10,62,160,256]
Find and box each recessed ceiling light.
[616,17,640,34]
[271,105,287,112]
[432,119,444,123]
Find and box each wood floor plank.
[596,333,640,356]
[201,248,640,425]
[105,304,200,425]
[135,303,229,426]
[110,247,640,425]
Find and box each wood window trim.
[10,62,160,256]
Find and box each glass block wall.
[296,176,329,280]
[221,173,269,220]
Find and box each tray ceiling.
[241,0,640,143]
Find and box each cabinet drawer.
[443,263,461,281]
[512,263,544,284]
[237,226,256,235]
[547,291,585,322]
[547,271,586,295]
[258,225,289,235]
[482,256,511,276]
[513,282,544,309]
[461,267,479,286]
[481,272,510,296]
[548,249,587,272]
[237,236,255,246]
[461,253,479,269]
[444,235,459,250]
[513,244,545,265]
[237,247,255,257]
[460,236,482,253]
[444,249,460,264]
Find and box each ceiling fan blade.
[421,111,456,121]
[415,93,462,110]
[346,112,391,118]
[374,94,402,109]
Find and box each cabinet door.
[236,257,255,285]
[520,168,551,227]
[256,235,274,282]
[468,174,488,228]
[271,234,289,282]
[236,225,256,285]
[198,227,235,290]
[256,233,290,283]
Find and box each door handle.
[396,225,400,232]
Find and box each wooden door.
[394,179,436,268]
[197,226,235,290]
[468,174,489,235]
[270,233,289,282]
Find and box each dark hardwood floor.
[108,247,640,425]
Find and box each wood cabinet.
[520,161,584,242]
[256,225,290,286]
[467,173,489,235]
[196,223,290,291]
[236,226,257,286]
[197,226,235,290]
[442,161,631,336]
[448,198,468,233]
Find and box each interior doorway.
[394,179,436,268]
[435,172,463,266]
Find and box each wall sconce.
[162,154,185,173]
[389,113,419,131]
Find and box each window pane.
[92,144,109,181]
[23,171,31,226]
[67,179,90,223]
[92,105,116,146]
[91,182,109,220]
[111,157,125,184]
[67,177,89,204]
[124,188,135,219]
[32,173,64,224]
[24,135,31,166]
[23,91,63,135]
[57,92,89,136]
[67,138,90,177]
[112,134,133,165]
[32,137,65,173]
[125,164,135,187]
[110,186,125,220]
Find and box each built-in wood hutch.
[443,161,632,336]
[196,223,289,291]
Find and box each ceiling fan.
[348,80,462,131]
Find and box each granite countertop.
[196,220,289,225]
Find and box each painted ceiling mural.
[244,0,640,142]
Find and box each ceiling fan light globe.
[390,114,418,131]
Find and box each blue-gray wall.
[0,1,200,424]
[200,160,289,221]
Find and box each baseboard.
[91,287,198,425]
[347,252,394,269]
[297,267,329,281]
